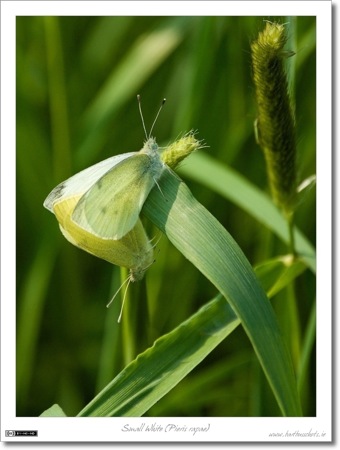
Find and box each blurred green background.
[16,16,316,417]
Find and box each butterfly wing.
[43,153,135,212]
[72,153,159,240]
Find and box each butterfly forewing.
[72,153,158,240]
[43,152,135,212]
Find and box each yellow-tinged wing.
[72,151,164,240]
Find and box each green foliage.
[16,16,316,417]
[40,404,67,417]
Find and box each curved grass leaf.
[179,152,316,273]
[143,170,302,416]
[78,171,302,417]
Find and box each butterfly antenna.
[149,98,166,139]
[137,94,148,140]
[137,94,149,140]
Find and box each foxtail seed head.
[251,22,297,216]
[161,132,203,170]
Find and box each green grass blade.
[78,294,239,417]
[44,16,72,181]
[297,298,316,396]
[40,404,67,417]
[143,170,302,416]
[179,152,316,273]
[149,352,252,416]
[255,256,307,298]
[16,238,58,408]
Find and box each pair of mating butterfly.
[44,96,177,321]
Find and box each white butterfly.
[44,139,164,240]
[44,96,167,242]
